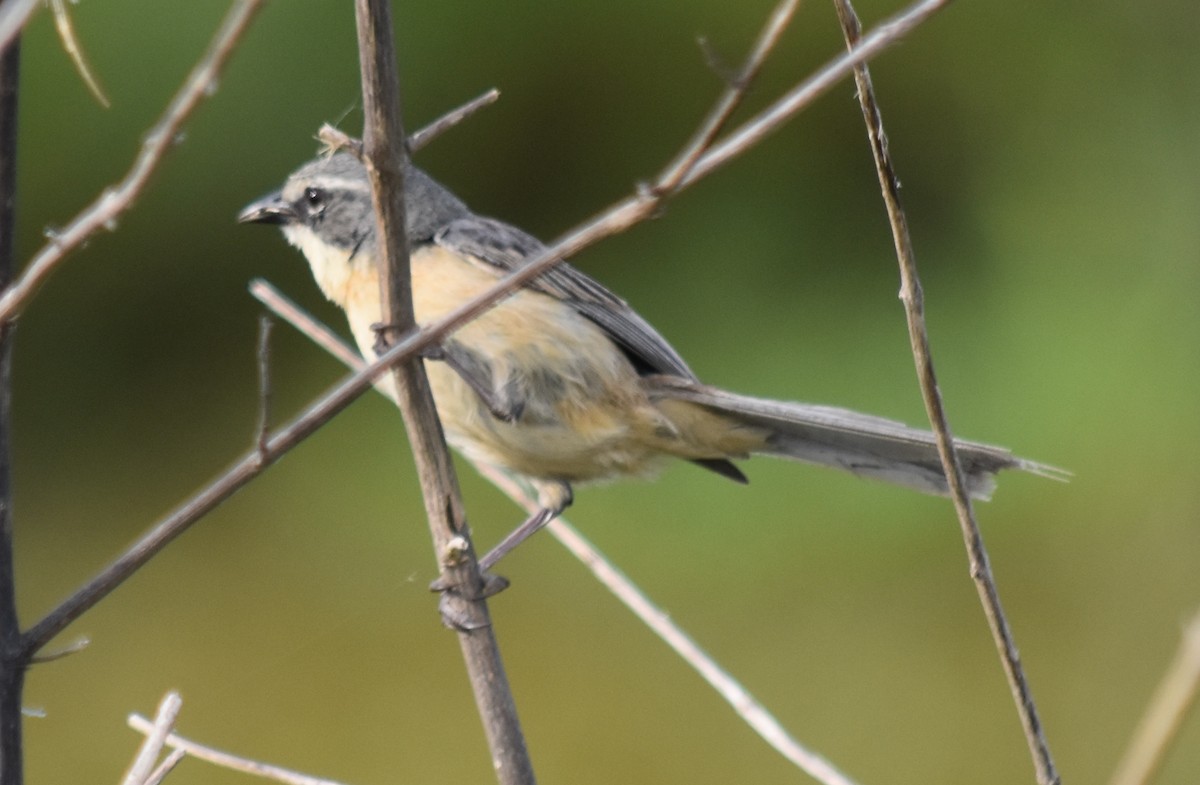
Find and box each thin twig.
[249,278,863,785]
[1109,608,1200,785]
[255,315,273,460]
[249,281,361,367]
[121,693,182,785]
[142,749,186,785]
[128,714,350,785]
[317,87,501,162]
[657,0,800,193]
[21,0,948,664]
[29,635,89,664]
[0,0,267,323]
[832,2,1058,784]
[408,87,500,152]
[681,0,950,189]
[49,0,110,108]
[353,2,535,783]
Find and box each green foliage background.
[10,1,1198,783]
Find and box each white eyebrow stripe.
[308,175,370,192]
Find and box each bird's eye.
[304,187,325,208]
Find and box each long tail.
[647,376,1066,501]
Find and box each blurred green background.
[9,0,1198,783]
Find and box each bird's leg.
[419,341,525,424]
[430,481,573,596]
[369,321,523,422]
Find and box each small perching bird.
[240,152,1060,570]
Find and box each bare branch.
[249,281,363,368]
[121,693,182,785]
[255,315,274,460]
[657,0,800,193]
[408,87,500,152]
[353,2,536,783]
[49,0,110,108]
[318,87,501,162]
[0,0,267,323]
[142,750,186,785]
[128,714,350,785]
[832,1,1058,784]
[682,0,950,188]
[250,278,864,785]
[1110,608,1200,785]
[29,635,89,664]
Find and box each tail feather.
[647,376,1065,500]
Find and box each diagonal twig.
[0,0,267,323]
[657,0,800,193]
[318,87,500,162]
[408,87,500,152]
[141,749,186,785]
[127,713,350,785]
[832,1,1058,784]
[1109,608,1200,785]
[249,278,864,785]
[121,693,182,785]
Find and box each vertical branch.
[832,2,1059,784]
[351,3,536,784]
[0,34,21,785]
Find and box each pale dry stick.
[121,692,182,785]
[0,0,37,55]
[1110,608,1200,785]
[49,0,110,108]
[0,0,267,323]
[831,2,1058,784]
[352,1,534,783]
[128,714,349,785]
[142,749,186,785]
[28,635,89,664]
[656,0,799,193]
[248,277,865,785]
[21,0,949,662]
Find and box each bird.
[239,151,1057,572]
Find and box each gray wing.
[434,216,697,380]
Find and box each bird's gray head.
[238,151,470,254]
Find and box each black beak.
[238,192,296,225]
